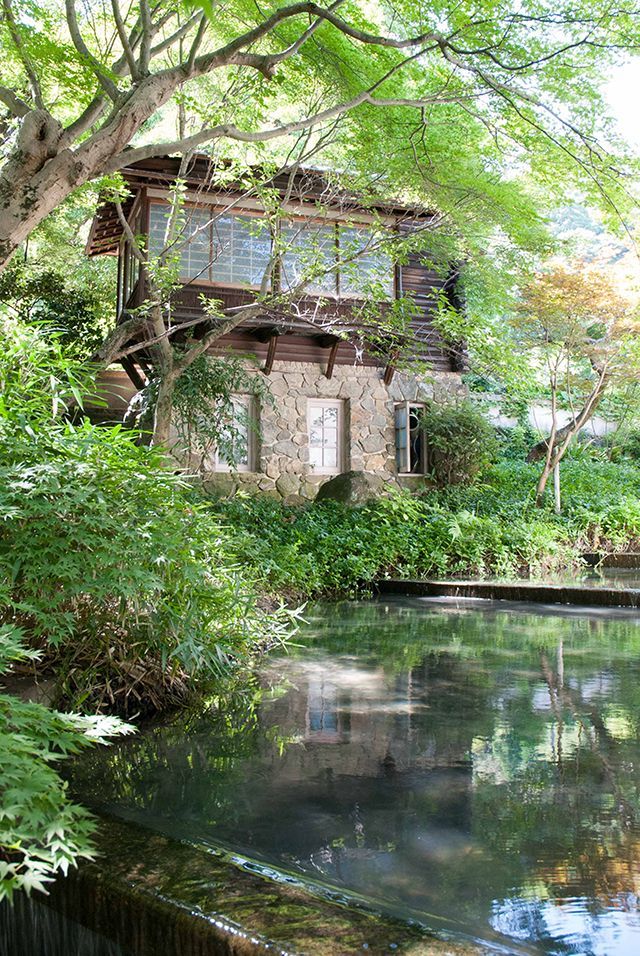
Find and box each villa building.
[87,156,466,500]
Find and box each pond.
[69,597,640,955]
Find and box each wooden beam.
[263,334,279,375]
[251,325,279,343]
[325,340,340,379]
[383,348,400,386]
[318,333,338,348]
[121,356,146,391]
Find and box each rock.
[301,479,320,498]
[361,433,386,453]
[274,439,298,456]
[276,474,299,497]
[202,474,237,498]
[315,470,385,506]
[267,378,288,397]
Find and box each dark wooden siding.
[110,177,461,373]
[400,257,456,372]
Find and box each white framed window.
[307,399,343,474]
[213,395,255,472]
[395,402,427,475]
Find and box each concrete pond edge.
[13,815,497,956]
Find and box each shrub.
[495,424,538,461]
[0,423,292,715]
[421,400,499,486]
[207,486,575,598]
[0,317,292,715]
[0,625,131,901]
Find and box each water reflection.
[70,598,640,955]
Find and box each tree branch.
[2,0,45,109]
[0,85,30,117]
[65,0,121,101]
[110,0,139,79]
[138,0,152,75]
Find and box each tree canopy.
[0,0,638,281]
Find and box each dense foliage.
[0,625,131,901]
[207,459,640,597]
[421,400,498,487]
[0,319,291,714]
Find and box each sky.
[605,60,640,149]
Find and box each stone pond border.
[376,578,640,608]
[12,816,495,956]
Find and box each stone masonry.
[203,359,466,502]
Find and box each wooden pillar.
[325,340,340,379]
[121,357,146,391]
[383,348,399,386]
[263,334,279,375]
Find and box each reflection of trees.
[473,628,640,921]
[69,599,640,950]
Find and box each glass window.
[123,240,139,304]
[308,400,343,473]
[148,203,271,287]
[147,203,395,298]
[214,395,254,472]
[149,202,210,279]
[281,222,337,294]
[395,402,426,474]
[339,225,394,298]
[212,215,271,286]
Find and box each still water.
[70,598,640,955]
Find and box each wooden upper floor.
[86,156,464,374]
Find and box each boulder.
[275,473,299,497]
[315,470,385,506]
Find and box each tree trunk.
[527,387,608,462]
[152,373,176,447]
[535,457,553,504]
[533,374,610,506]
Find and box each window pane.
[309,408,325,429]
[323,406,338,426]
[149,204,211,280]
[395,404,408,473]
[340,225,394,298]
[309,445,323,467]
[212,215,271,286]
[148,203,171,256]
[324,447,337,468]
[180,208,211,280]
[282,222,337,294]
[408,404,424,474]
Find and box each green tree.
[0,0,636,277]
[513,263,640,506]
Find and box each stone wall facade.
[203,359,466,502]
